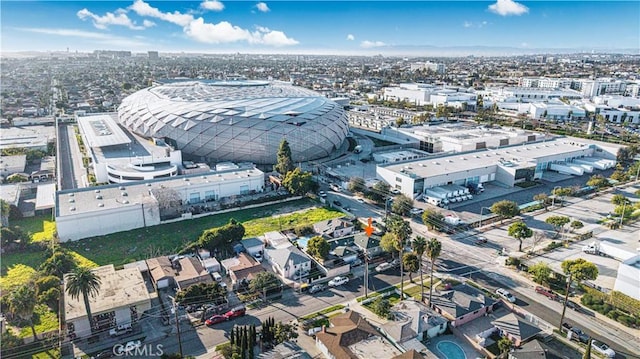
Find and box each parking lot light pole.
[479,207,492,228]
[167,295,183,357]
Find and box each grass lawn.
[15,305,59,339]
[363,293,402,313]
[11,215,56,242]
[60,199,342,268]
[32,349,61,359]
[1,250,46,276]
[404,281,432,300]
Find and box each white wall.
[614,257,640,300]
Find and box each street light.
[479,207,492,228]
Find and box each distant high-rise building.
[410,61,446,74]
[148,51,159,60]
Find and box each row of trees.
[181,219,245,254]
[275,139,317,195]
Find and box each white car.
[253,252,263,262]
[123,340,142,352]
[591,340,615,358]
[495,288,517,303]
[328,276,349,287]
[356,197,365,203]
[375,262,394,273]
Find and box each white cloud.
[463,21,473,28]
[129,0,194,26]
[346,34,355,41]
[142,19,156,28]
[128,0,296,47]
[488,0,529,16]
[201,1,224,12]
[360,40,386,48]
[184,18,298,46]
[77,8,152,30]
[256,2,270,12]
[17,27,148,47]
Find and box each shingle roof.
[354,233,381,250]
[492,312,541,341]
[431,283,496,318]
[265,246,310,270]
[315,311,380,359]
[393,349,424,359]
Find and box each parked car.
[591,339,616,358]
[319,191,327,197]
[123,340,142,352]
[356,197,365,203]
[205,315,228,326]
[566,299,582,312]
[350,258,363,267]
[328,276,349,287]
[309,284,326,294]
[474,236,488,245]
[224,306,246,319]
[569,327,590,343]
[253,252,263,262]
[375,262,394,273]
[109,323,132,337]
[535,286,559,300]
[495,288,516,303]
[333,200,342,207]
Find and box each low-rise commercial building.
[64,265,152,339]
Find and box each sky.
[1,1,639,55]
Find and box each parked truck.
[424,188,450,207]
[582,241,635,261]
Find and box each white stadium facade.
[117,80,349,164]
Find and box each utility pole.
[168,295,183,357]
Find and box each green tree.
[402,253,419,282]
[507,221,533,252]
[533,193,549,210]
[9,285,38,341]
[490,200,520,223]
[396,117,405,127]
[175,282,227,305]
[194,219,245,253]
[422,209,444,231]
[391,194,414,216]
[552,187,574,207]
[65,267,102,333]
[570,220,584,232]
[274,139,294,175]
[426,238,442,305]
[498,337,513,354]
[273,321,298,345]
[528,262,552,285]
[586,174,609,189]
[583,338,592,359]
[347,177,366,193]
[282,168,313,195]
[611,194,630,206]
[559,259,598,330]
[610,169,629,182]
[250,272,280,298]
[306,236,330,259]
[545,216,570,236]
[372,296,391,319]
[380,233,399,255]
[412,236,427,301]
[385,214,412,298]
[40,249,78,278]
[369,182,391,203]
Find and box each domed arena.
[117,80,349,164]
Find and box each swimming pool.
[296,236,310,250]
[437,341,467,359]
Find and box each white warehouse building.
[376,138,621,198]
[56,164,264,241]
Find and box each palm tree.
[10,284,38,341]
[412,236,427,302]
[65,267,101,333]
[426,238,442,306]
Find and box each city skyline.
[1,0,639,56]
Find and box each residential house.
[392,350,424,359]
[331,246,359,264]
[222,252,265,289]
[241,237,265,257]
[354,233,383,257]
[147,256,213,290]
[260,341,312,359]
[64,265,152,339]
[315,310,402,359]
[265,246,312,280]
[509,339,569,359]
[492,312,541,348]
[430,284,498,327]
[314,218,355,238]
[264,231,292,249]
[382,300,448,353]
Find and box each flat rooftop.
[348,335,402,359]
[64,265,151,320]
[379,139,595,179]
[0,125,55,149]
[77,114,131,148]
[56,165,263,217]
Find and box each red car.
[535,286,559,300]
[224,306,246,319]
[205,315,228,326]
